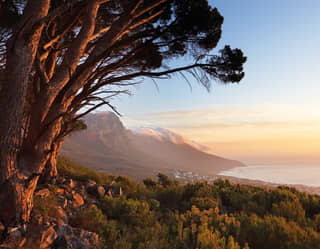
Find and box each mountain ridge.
[61,112,245,179]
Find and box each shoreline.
[217,174,320,196]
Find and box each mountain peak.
[62,112,245,179]
[132,127,211,153]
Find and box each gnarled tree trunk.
[0,149,45,227]
[0,1,50,227]
[40,140,62,184]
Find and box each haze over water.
[218,165,320,187]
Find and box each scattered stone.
[72,193,84,208]
[113,186,123,197]
[32,215,44,226]
[63,179,76,189]
[0,246,12,249]
[35,188,51,198]
[7,226,21,238]
[52,235,69,249]
[87,184,105,199]
[54,225,99,249]
[96,185,105,199]
[51,206,68,224]
[57,196,68,209]
[55,188,65,195]
[40,226,57,249]
[0,221,4,231]
[104,185,123,197]
[57,177,66,184]
[18,238,27,247]
[86,180,97,187]
[61,184,73,193]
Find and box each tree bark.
[0,1,51,227]
[40,141,62,184]
[0,152,41,227]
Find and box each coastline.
[218,175,320,196]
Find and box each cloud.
[120,104,320,164]
[121,104,320,131]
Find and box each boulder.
[55,188,65,195]
[35,188,51,198]
[86,185,105,199]
[54,225,99,249]
[72,193,84,208]
[57,196,68,209]
[104,185,123,197]
[7,226,22,238]
[49,206,68,224]
[40,226,57,249]
[86,180,97,188]
[63,179,76,189]
[52,235,69,249]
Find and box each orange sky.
[123,104,320,165]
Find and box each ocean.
[218,165,320,187]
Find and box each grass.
[69,205,107,234]
[33,194,59,218]
[57,156,114,184]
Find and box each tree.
[0,0,246,227]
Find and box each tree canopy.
[0,0,246,227]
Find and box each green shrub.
[69,205,107,234]
[33,194,59,218]
[57,157,114,184]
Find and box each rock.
[96,185,105,198]
[55,188,65,195]
[7,226,21,238]
[35,188,51,198]
[57,177,66,184]
[63,179,76,189]
[112,186,122,197]
[61,184,73,193]
[86,185,105,199]
[57,196,68,208]
[18,237,27,247]
[40,226,57,249]
[72,193,84,208]
[52,235,69,249]
[31,215,44,226]
[104,185,122,197]
[49,206,68,224]
[86,180,96,188]
[54,225,99,249]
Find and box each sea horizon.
[218,164,320,188]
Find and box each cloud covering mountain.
[61,112,244,179]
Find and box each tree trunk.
[0,0,51,228]
[0,151,41,227]
[40,141,62,184]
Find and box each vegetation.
[33,195,59,218]
[56,159,320,249]
[57,157,113,184]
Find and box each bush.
[69,205,107,234]
[33,194,59,218]
[57,157,114,184]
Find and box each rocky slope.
[61,112,244,179]
[0,176,122,249]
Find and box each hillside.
[2,158,320,249]
[61,112,244,179]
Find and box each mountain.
[61,112,245,179]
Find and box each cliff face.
[61,112,244,179]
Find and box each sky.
[111,0,320,165]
